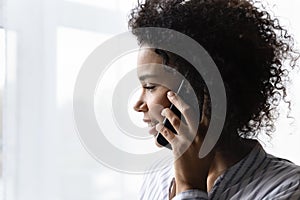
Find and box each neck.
[206,138,256,192]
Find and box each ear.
[200,92,211,128]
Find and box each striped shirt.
[139,141,300,200]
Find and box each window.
[0,27,5,198]
[1,0,300,200]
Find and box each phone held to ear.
[156,79,185,150]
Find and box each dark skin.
[134,47,255,197]
[159,90,255,195]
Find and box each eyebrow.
[138,74,158,81]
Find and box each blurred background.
[0,0,299,199]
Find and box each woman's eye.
[143,85,156,91]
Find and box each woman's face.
[133,48,181,145]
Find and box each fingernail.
[156,123,164,132]
[161,109,166,117]
[167,91,175,97]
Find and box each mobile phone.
[156,79,185,150]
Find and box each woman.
[130,0,300,199]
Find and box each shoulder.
[241,148,300,199]
[256,153,300,199]
[215,142,300,199]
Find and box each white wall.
[257,0,300,165]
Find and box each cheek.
[147,92,171,120]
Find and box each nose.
[133,99,148,112]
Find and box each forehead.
[137,47,163,66]
[137,48,165,79]
[136,47,182,90]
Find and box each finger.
[161,108,187,135]
[155,123,176,145]
[167,91,197,128]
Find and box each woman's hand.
[156,91,214,195]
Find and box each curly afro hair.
[128,0,299,145]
